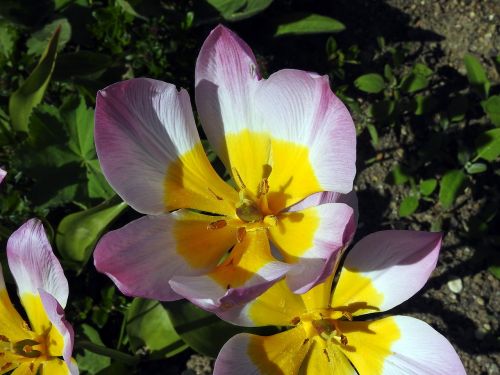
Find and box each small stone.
[447,278,463,293]
[483,323,491,331]
[474,296,485,306]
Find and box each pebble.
[447,278,463,293]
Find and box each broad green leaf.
[9,26,61,132]
[127,298,187,358]
[76,324,111,375]
[56,198,127,268]
[475,129,500,161]
[413,63,433,78]
[399,195,419,217]
[275,13,345,36]
[465,162,487,174]
[354,73,385,94]
[482,95,500,126]
[400,73,428,93]
[419,179,437,196]
[464,54,490,98]
[232,0,274,20]
[0,20,18,59]
[439,169,466,209]
[389,164,410,185]
[26,19,71,55]
[205,0,245,17]
[62,96,96,161]
[167,300,277,358]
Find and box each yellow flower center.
[207,169,280,243]
[293,308,354,347]
[0,330,52,372]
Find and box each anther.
[0,335,9,342]
[237,227,246,243]
[342,311,353,321]
[302,338,309,345]
[340,334,348,346]
[207,220,227,230]
[291,317,301,325]
[258,178,269,197]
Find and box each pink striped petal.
[95,78,236,216]
[255,70,356,194]
[195,25,260,166]
[382,316,466,374]
[214,328,310,375]
[170,260,289,318]
[7,219,68,308]
[269,203,354,294]
[39,290,78,375]
[0,168,6,184]
[94,211,236,301]
[332,230,442,315]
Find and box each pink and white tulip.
[93,25,356,313]
[0,219,78,374]
[214,230,466,374]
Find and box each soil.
[183,1,500,374]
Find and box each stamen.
[342,311,353,321]
[207,220,227,230]
[232,168,246,190]
[302,338,309,346]
[208,188,223,200]
[258,178,269,197]
[236,199,261,223]
[340,334,348,346]
[323,348,330,362]
[291,317,301,325]
[13,339,41,358]
[237,227,246,243]
[263,215,277,227]
[1,363,12,371]
[0,335,9,342]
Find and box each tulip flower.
[0,219,77,374]
[94,25,356,313]
[214,230,466,374]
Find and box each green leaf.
[464,54,490,98]
[76,324,111,374]
[482,95,500,126]
[389,164,410,185]
[26,19,71,56]
[116,0,147,20]
[439,169,467,209]
[205,0,273,21]
[413,63,433,78]
[419,179,437,196]
[275,13,345,36]
[9,26,61,132]
[56,198,127,268]
[488,265,500,279]
[369,100,396,121]
[475,129,500,161]
[413,95,436,115]
[366,124,378,147]
[354,73,385,94]
[0,20,18,59]
[167,300,277,357]
[400,73,428,93]
[127,298,187,358]
[465,162,487,174]
[399,195,419,217]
